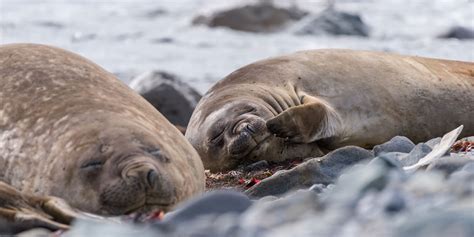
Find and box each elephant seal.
[0,44,205,221]
[186,49,474,171]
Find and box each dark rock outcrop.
[295,9,370,37]
[439,26,474,40]
[129,71,201,127]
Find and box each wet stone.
[245,146,373,198]
[372,136,415,156]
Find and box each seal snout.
[123,163,161,190]
[228,117,272,158]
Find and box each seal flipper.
[0,181,75,231]
[266,94,341,144]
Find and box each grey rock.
[447,163,474,196]
[308,184,326,194]
[245,146,373,198]
[399,143,433,166]
[163,190,251,225]
[129,71,201,127]
[241,190,321,231]
[439,26,474,40]
[372,136,415,156]
[326,159,390,207]
[244,160,269,172]
[295,9,370,37]
[193,2,307,33]
[381,189,406,213]
[370,153,403,169]
[426,155,474,176]
[395,209,474,237]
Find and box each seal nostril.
[147,169,158,187]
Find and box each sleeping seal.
[186,49,474,171]
[0,44,205,228]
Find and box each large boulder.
[129,71,201,128]
[294,9,370,37]
[192,2,307,33]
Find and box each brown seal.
[186,49,474,171]
[0,44,205,228]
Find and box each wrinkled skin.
[0,44,205,230]
[186,49,474,172]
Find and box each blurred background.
[1,0,473,94]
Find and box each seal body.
[186,49,474,171]
[0,44,205,215]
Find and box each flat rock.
[245,146,373,198]
[193,2,307,33]
[162,190,251,225]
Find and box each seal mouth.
[124,201,174,215]
[232,134,272,160]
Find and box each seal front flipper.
[266,94,341,144]
[0,181,78,231]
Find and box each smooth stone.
[192,2,307,33]
[241,190,321,231]
[426,155,474,175]
[245,146,373,198]
[308,184,326,194]
[381,190,406,213]
[294,9,370,37]
[326,159,389,207]
[395,209,474,237]
[447,163,474,196]
[370,153,403,169]
[163,190,251,225]
[372,136,415,156]
[129,71,201,127]
[397,143,432,166]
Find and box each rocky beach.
[0,0,473,236]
